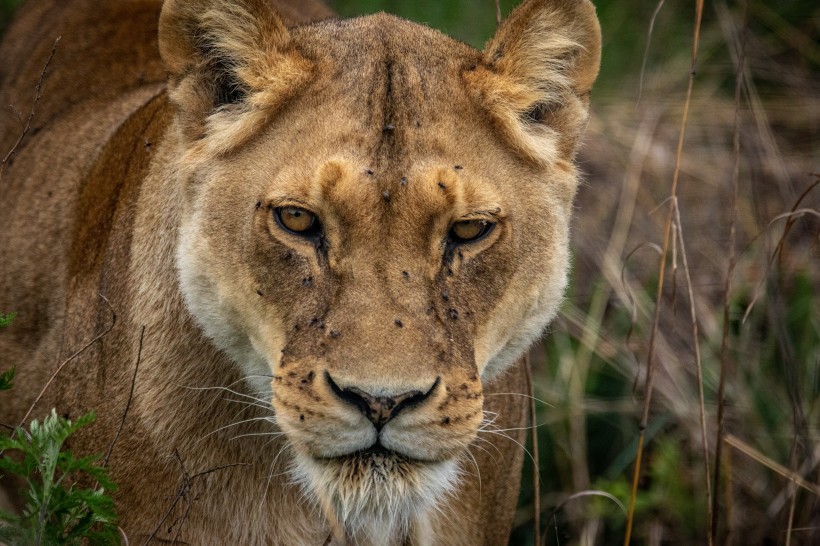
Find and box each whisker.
[481,410,500,425]
[485,391,554,408]
[478,421,550,434]
[470,436,503,463]
[463,449,482,501]
[477,428,538,470]
[225,399,258,425]
[181,384,271,406]
[196,416,277,444]
[223,397,276,414]
[479,417,501,430]
[260,442,292,510]
[229,431,287,442]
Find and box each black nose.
[325,372,439,430]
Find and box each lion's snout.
[325,371,439,431]
[273,362,483,464]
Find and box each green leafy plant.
[0,312,15,328]
[1,315,120,544]
[0,410,121,545]
[0,366,12,392]
[1,313,14,391]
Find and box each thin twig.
[18,294,117,428]
[620,243,663,389]
[546,490,627,521]
[143,451,250,545]
[785,438,799,546]
[104,326,145,468]
[0,37,61,182]
[713,1,748,541]
[741,180,820,323]
[563,111,658,543]
[495,0,502,27]
[524,354,541,546]
[623,2,705,544]
[637,0,667,106]
[672,199,713,546]
[724,434,820,497]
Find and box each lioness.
[0,0,600,543]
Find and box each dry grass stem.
[723,434,820,497]
[713,1,748,540]
[143,452,251,545]
[672,199,713,546]
[104,326,145,468]
[18,293,117,428]
[637,0,667,105]
[524,355,541,546]
[624,2,705,544]
[0,36,60,182]
[742,180,819,323]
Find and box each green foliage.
[0,312,15,328]
[593,435,709,543]
[0,366,13,392]
[1,313,14,391]
[0,410,120,546]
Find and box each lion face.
[162,0,599,540]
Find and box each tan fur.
[0,0,599,544]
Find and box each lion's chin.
[292,447,460,544]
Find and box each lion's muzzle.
[325,372,439,432]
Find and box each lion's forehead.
[295,13,478,96]
[288,14,495,158]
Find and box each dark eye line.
[447,219,495,245]
[273,206,323,238]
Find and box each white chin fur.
[292,452,459,545]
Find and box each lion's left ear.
[159,0,313,156]
[465,0,601,165]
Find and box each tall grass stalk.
[713,0,748,541]
[623,1,705,544]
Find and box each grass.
[2,1,818,544]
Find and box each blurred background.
[2,1,818,544]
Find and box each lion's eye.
[275,206,320,236]
[449,219,494,243]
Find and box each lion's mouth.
[316,444,421,476]
[322,444,400,460]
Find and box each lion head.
[158,0,600,541]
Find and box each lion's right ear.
[159,0,312,156]
[465,0,601,166]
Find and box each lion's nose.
[325,372,439,430]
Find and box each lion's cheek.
[176,221,289,394]
[474,254,570,379]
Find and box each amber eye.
[449,219,494,243]
[275,206,320,236]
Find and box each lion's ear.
[159,0,312,155]
[465,0,601,164]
